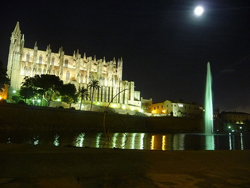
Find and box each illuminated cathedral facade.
[7,22,142,111]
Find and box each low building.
[152,100,203,118]
[220,111,250,132]
[141,98,152,113]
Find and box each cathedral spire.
[103,56,106,63]
[83,52,86,60]
[13,22,21,36]
[46,44,50,52]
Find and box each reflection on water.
[33,135,39,145]
[53,134,60,146]
[1,131,249,150]
[205,134,215,150]
[240,133,244,150]
[76,133,85,147]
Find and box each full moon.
[194,6,204,16]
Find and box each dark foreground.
[0,144,250,187]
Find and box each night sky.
[1,0,250,112]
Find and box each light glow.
[194,6,204,16]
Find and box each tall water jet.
[205,62,213,134]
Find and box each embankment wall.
[0,104,204,133]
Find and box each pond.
[0,130,249,150]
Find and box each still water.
[0,131,249,150]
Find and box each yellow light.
[152,110,156,114]
[113,104,117,108]
[0,96,2,100]
[139,109,143,112]
[162,110,166,113]
[122,105,125,109]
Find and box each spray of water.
[205,62,213,134]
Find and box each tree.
[77,86,88,110]
[88,80,100,111]
[21,74,63,106]
[0,60,10,92]
[59,83,77,107]
[19,86,36,103]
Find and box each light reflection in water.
[240,133,244,150]
[53,134,60,146]
[1,131,248,150]
[112,133,118,148]
[121,133,127,149]
[76,133,85,147]
[162,135,166,151]
[205,134,215,150]
[151,135,155,150]
[173,134,185,150]
[131,133,136,149]
[7,138,11,144]
[140,133,144,150]
[96,133,102,148]
[33,135,39,145]
[229,133,232,150]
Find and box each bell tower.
[7,22,24,93]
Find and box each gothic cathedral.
[7,22,142,110]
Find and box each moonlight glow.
[194,6,204,16]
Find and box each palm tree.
[77,86,88,110]
[88,79,100,111]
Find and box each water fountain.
[205,62,214,134]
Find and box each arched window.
[51,57,55,65]
[39,55,42,64]
[26,53,30,62]
[65,59,68,68]
[66,71,70,81]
